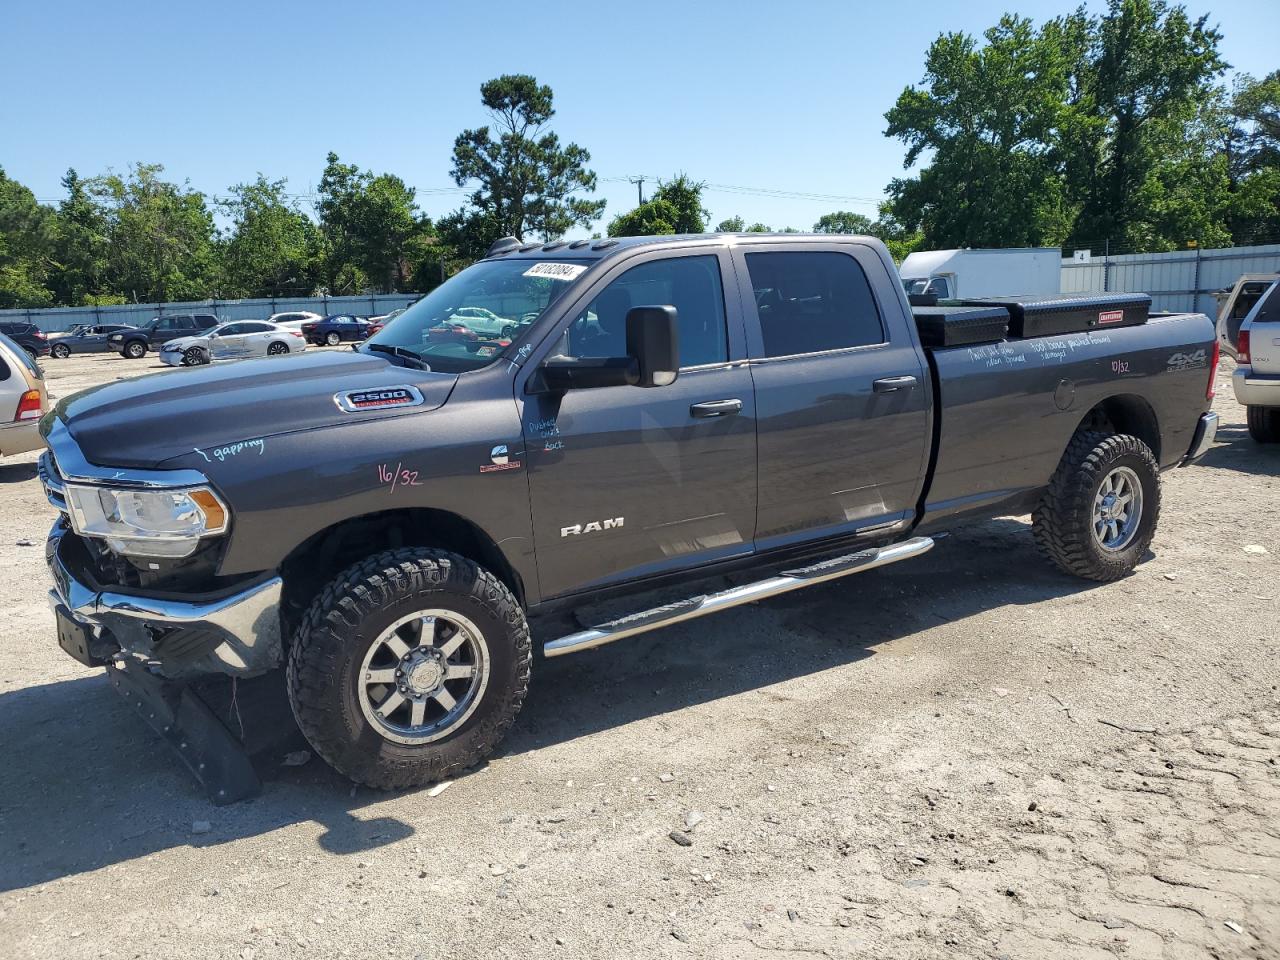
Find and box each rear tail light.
[33,329,47,339]
[1206,339,1220,400]
[15,389,42,421]
[1237,329,1251,364]
[290,331,304,338]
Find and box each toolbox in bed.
[912,305,1010,348]
[958,293,1151,339]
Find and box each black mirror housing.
[536,356,639,392]
[625,305,679,388]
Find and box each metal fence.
[1060,243,1280,316]
[0,293,422,333]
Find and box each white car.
[265,311,323,330]
[159,321,307,367]
[1230,279,1280,443]
[0,332,49,458]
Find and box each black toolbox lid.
[959,292,1152,317]
[912,305,1010,347]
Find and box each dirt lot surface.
[0,350,1276,959]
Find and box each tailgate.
[1245,284,1280,374]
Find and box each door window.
[562,255,729,368]
[744,251,884,357]
[218,324,245,336]
[925,276,951,298]
[239,322,272,334]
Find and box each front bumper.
[1232,368,1280,407]
[1180,411,1219,465]
[159,349,185,366]
[46,518,284,678]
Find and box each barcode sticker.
[523,262,588,281]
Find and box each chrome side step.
[543,536,935,658]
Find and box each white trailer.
[899,247,1062,300]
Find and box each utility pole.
[628,177,646,206]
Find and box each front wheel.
[182,346,208,366]
[287,548,531,790]
[1246,406,1280,443]
[1032,431,1161,582]
[325,331,341,346]
[51,343,70,359]
[124,341,147,359]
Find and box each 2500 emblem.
[561,517,624,537]
[334,385,426,412]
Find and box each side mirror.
[531,305,681,394]
[625,306,679,388]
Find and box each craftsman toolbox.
[958,293,1151,339]
[912,305,1010,348]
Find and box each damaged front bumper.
[46,518,284,678]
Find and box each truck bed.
[916,309,1216,531]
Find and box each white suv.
[1230,280,1280,443]
[265,311,323,330]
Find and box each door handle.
[690,399,743,418]
[872,376,918,393]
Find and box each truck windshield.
[364,258,590,373]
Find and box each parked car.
[1228,278,1280,443]
[302,314,372,346]
[1215,273,1278,361]
[38,232,1219,800]
[0,322,51,360]
[159,321,307,366]
[366,308,407,337]
[265,311,323,331]
[0,332,49,458]
[110,314,219,358]
[49,323,136,358]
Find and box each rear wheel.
[287,548,531,790]
[124,341,147,359]
[267,341,289,356]
[1032,431,1161,582]
[1246,405,1280,443]
[325,331,341,346]
[50,343,70,359]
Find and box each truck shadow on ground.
[1193,419,1280,477]
[0,517,1097,893]
[0,460,38,483]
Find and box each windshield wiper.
[365,343,432,371]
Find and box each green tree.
[884,13,1084,248]
[218,175,319,297]
[1071,0,1227,249]
[0,166,57,308]
[1223,71,1280,243]
[50,168,109,305]
[316,154,433,293]
[716,215,745,232]
[746,223,771,232]
[87,163,217,303]
[607,176,708,237]
[814,211,875,234]
[450,75,605,242]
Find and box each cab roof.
[482,232,872,262]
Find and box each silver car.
[159,321,308,366]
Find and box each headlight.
[64,485,229,558]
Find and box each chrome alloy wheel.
[1092,466,1143,552]
[357,610,490,745]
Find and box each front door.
[209,324,247,359]
[521,249,757,599]
[733,243,932,551]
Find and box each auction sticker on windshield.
[523,262,588,282]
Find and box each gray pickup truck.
[40,233,1219,801]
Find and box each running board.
[543,536,935,658]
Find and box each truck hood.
[52,350,458,469]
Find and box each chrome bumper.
[1181,411,1218,465]
[46,520,284,678]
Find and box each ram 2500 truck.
[40,233,1219,801]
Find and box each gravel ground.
[0,350,1276,960]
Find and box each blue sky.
[3,0,1274,233]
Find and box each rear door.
[519,247,758,599]
[732,241,932,551]
[1244,282,1280,375]
[150,316,186,345]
